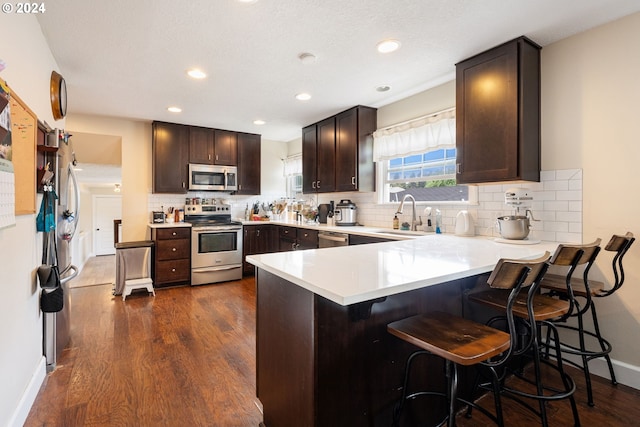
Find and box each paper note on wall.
[0,80,15,229]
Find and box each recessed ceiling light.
[295,93,311,101]
[298,53,317,64]
[253,119,266,125]
[167,106,182,113]
[237,0,258,3]
[376,85,391,92]
[376,39,401,53]
[187,68,207,79]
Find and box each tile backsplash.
[148,168,582,244]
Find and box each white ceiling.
[37,0,640,142]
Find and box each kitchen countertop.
[246,234,557,306]
[147,222,192,228]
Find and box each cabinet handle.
[239,184,242,190]
[172,232,177,236]
[182,182,185,188]
[296,243,300,250]
[291,242,296,250]
[216,155,219,161]
[351,176,356,186]
[208,154,211,160]
[316,180,320,189]
[257,229,260,237]
[172,247,177,252]
[312,181,316,189]
[456,163,461,174]
[171,268,176,272]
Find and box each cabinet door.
[335,108,358,192]
[243,226,257,275]
[152,122,189,193]
[214,130,238,166]
[189,126,214,164]
[316,117,336,193]
[456,38,539,184]
[302,125,318,193]
[297,229,318,250]
[237,133,261,195]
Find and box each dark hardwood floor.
[25,274,640,426]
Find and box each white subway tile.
[556,190,582,201]
[540,170,555,181]
[544,201,569,211]
[544,180,569,191]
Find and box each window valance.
[373,108,456,161]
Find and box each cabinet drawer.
[156,227,191,240]
[156,239,190,261]
[155,259,190,284]
[298,229,318,248]
[279,226,297,238]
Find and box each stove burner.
[184,202,239,228]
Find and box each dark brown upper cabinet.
[303,105,376,194]
[214,130,238,166]
[152,121,189,193]
[237,132,261,195]
[335,106,376,192]
[303,117,336,193]
[189,126,215,164]
[456,36,541,184]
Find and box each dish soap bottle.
[393,214,399,230]
[435,209,442,234]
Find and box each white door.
[94,195,122,255]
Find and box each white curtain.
[283,154,302,176]
[373,108,456,161]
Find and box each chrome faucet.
[396,194,422,231]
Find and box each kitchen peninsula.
[247,235,557,426]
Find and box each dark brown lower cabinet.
[243,224,275,275]
[151,227,191,287]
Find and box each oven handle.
[193,265,242,273]
[193,226,242,232]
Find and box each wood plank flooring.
[25,260,640,426]
[67,255,115,289]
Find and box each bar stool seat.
[387,253,551,427]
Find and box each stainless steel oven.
[186,202,243,285]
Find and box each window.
[283,155,302,199]
[382,148,469,202]
[373,108,474,204]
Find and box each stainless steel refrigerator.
[43,129,79,371]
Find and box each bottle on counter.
[245,204,250,221]
[393,214,399,230]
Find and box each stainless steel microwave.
[188,164,238,192]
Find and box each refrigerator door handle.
[67,163,80,241]
[59,264,79,284]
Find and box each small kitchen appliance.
[497,188,535,240]
[454,210,474,236]
[188,163,237,192]
[317,204,331,224]
[334,199,357,226]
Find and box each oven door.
[191,225,242,285]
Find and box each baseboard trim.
[9,356,46,427]
[563,353,640,390]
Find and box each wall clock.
[50,70,67,120]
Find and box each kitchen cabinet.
[188,126,215,164]
[335,106,377,192]
[237,132,261,195]
[456,36,541,184]
[214,129,238,166]
[302,117,336,193]
[279,226,318,252]
[303,106,377,194]
[152,121,189,193]
[243,224,275,275]
[151,227,191,287]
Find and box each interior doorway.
[93,195,122,255]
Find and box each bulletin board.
[8,84,37,214]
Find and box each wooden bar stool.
[468,248,581,427]
[540,233,634,406]
[387,253,549,427]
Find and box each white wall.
[0,13,64,427]
[540,12,640,374]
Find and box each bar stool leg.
[392,350,430,427]
[445,360,458,427]
[590,303,617,385]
